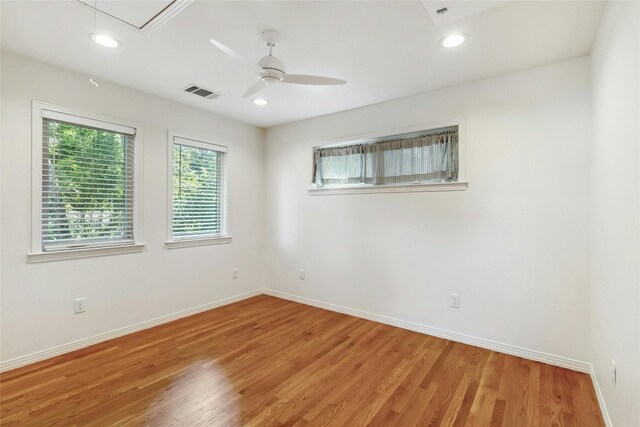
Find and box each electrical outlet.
[450,293,460,308]
[74,298,86,314]
[611,359,617,385]
[232,268,239,280]
[298,269,305,280]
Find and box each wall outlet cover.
[73,298,86,314]
[611,359,617,385]
[450,293,460,308]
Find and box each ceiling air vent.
[183,85,221,100]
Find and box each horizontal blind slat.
[173,230,222,236]
[44,237,134,245]
[43,226,133,231]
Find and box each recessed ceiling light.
[439,33,468,48]
[253,98,269,106]
[90,33,121,49]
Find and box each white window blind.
[41,112,136,251]
[171,137,227,239]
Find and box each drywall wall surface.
[590,1,640,425]
[0,52,265,362]
[265,57,593,362]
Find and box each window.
[167,133,229,247]
[313,126,459,188]
[30,102,143,261]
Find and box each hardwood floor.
[1,295,603,426]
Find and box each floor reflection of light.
[144,360,240,426]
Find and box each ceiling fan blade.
[243,80,268,98]
[282,75,346,85]
[209,39,264,75]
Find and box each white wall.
[590,1,640,425]
[0,53,265,363]
[265,57,593,363]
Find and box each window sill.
[307,181,468,196]
[165,235,232,249]
[28,243,145,263]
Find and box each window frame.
[29,101,144,263]
[165,130,231,249]
[308,118,468,195]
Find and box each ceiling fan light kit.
[209,29,346,100]
[257,54,286,83]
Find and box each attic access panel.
[70,0,192,34]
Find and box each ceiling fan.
[209,30,346,98]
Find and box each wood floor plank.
[0,295,605,426]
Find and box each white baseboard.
[262,288,592,374]
[590,364,613,427]
[0,289,262,373]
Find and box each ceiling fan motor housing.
[258,55,285,83]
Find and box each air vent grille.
[183,84,221,100]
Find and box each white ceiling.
[1,0,605,128]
